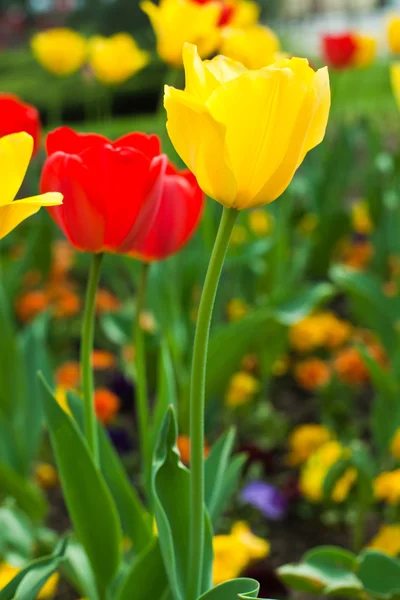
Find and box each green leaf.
[205,429,244,524]
[62,538,99,600]
[357,550,400,599]
[197,578,266,599]
[19,314,53,468]
[152,406,213,600]
[115,538,168,600]
[153,341,178,446]
[67,391,153,554]
[273,283,335,325]
[303,546,357,571]
[0,460,46,522]
[0,506,34,559]
[0,536,68,600]
[322,459,351,502]
[40,377,122,593]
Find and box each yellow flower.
[287,424,332,466]
[0,563,59,598]
[213,522,269,586]
[248,209,273,236]
[88,34,149,85]
[229,0,260,27]
[225,371,259,407]
[289,312,351,353]
[391,63,400,110]
[141,0,221,67]
[55,386,72,416]
[31,28,87,76]
[164,44,330,210]
[226,298,248,321]
[220,25,280,70]
[300,441,355,503]
[387,15,400,55]
[35,463,58,490]
[230,224,248,245]
[368,525,400,557]
[391,429,400,460]
[352,34,376,68]
[375,470,400,505]
[0,133,62,240]
[351,200,373,235]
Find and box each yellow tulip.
[388,14,400,55]
[220,25,280,70]
[0,133,62,239]
[0,563,59,598]
[391,63,400,109]
[164,43,330,210]
[352,33,376,68]
[31,28,87,77]
[229,0,260,28]
[141,0,221,67]
[88,33,149,85]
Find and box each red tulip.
[41,127,168,253]
[128,163,204,261]
[40,127,204,259]
[0,94,41,155]
[322,33,357,69]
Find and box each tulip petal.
[251,67,330,207]
[0,192,61,239]
[0,132,33,206]
[165,86,236,205]
[46,127,108,156]
[207,64,310,208]
[114,132,161,159]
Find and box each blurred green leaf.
[0,460,46,523]
[0,536,68,600]
[68,391,153,554]
[357,551,400,599]
[115,538,168,600]
[41,378,122,594]
[273,283,335,325]
[62,538,99,600]
[152,406,213,600]
[197,578,264,599]
[323,459,352,502]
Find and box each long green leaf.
[0,459,46,522]
[40,377,122,593]
[116,538,168,600]
[197,578,265,599]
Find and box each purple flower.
[241,481,288,520]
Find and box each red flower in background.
[40,127,204,259]
[0,94,41,155]
[190,0,235,26]
[128,163,204,261]
[322,33,357,69]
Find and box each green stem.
[81,252,103,467]
[134,262,151,492]
[187,207,238,600]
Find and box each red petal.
[114,132,162,160]
[46,126,110,156]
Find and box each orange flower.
[339,239,373,270]
[15,290,49,322]
[96,289,121,313]
[50,240,75,281]
[52,287,81,318]
[333,347,368,386]
[94,388,121,424]
[35,463,58,489]
[177,434,209,466]
[294,358,331,391]
[92,350,116,370]
[122,344,136,363]
[139,311,157,333]
[55,361,80,389]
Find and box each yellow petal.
[252,67,330,207]
[0,132,33,206]
[165,85,236,205]
[207,64,310,208]
[0,192,63,240]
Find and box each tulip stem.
[188,206,238,600]
[81,252,103,467]
[134,261,151,495]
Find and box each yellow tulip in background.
[164,43,331,210]
[31,28,87,76]
[228,0,260,28]
[387,14,400,54]
[0,133,62,239]
[0,563,59,598]
[391,63,400,109]
[141,0,221,67]
[220,25,280,70]
[88,33,150,85]
[352,33,377,68]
